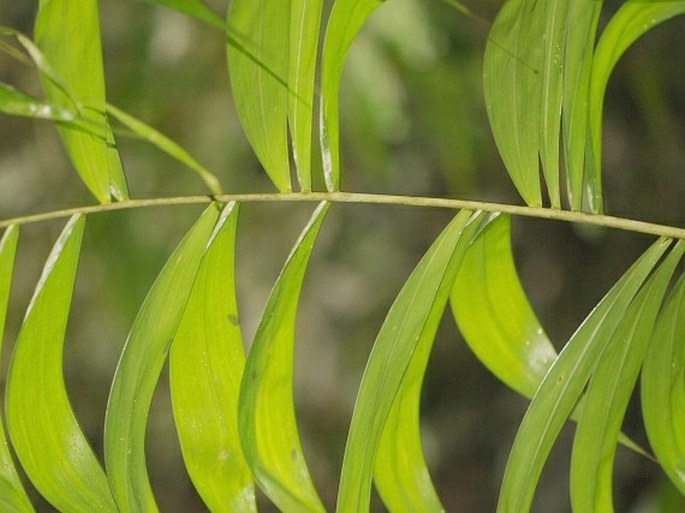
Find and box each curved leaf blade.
[570,242,684,513]
[34,0,129,203]
[451,214,557,398]
[104,205,220,512]
[0,82,75,121]
[497,237,671,513]
[642,273,685,494]
[0,226,34,513]
[6,216,117,512]
[288,0,323,192]
[169,203,257,513]
[337,210,483,513]
[319,0,384,192]
[588,1,685,213]
[227,0,292,192]
[483,0,544,207]
[239,202,329,513]
[372,212,491,513]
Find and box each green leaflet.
[103,103,223,195]
[104,205,220,512]
[0,226,34,513]
[483,0,544,207]
[571,242,684,513]
[337,210,482,513]
[372,211,490,513]
[451,214,557,398]
[239,202,329,513]
[320,0,385,192]
[6,216,117,512]
[34,0,129,203]
[136,0,226,29]
[169,203,256,513]
[227,0,292,192]
[643,274,685,494]
[288,0,323,192]
[497,236,671,513]
[0,82,75,122]
[562,0,602,212]
[588,1,685,214]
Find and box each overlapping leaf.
[34,0,128,203]
[0,82,75,122]
[6,216,117,512]
[371,211,489,513]
[319,0,384,192]
[169,203,256,513]
[588,1,685,212]
[643,274,685,494]
[238,202,329,513]
[104,205,220,512]
[497,237,671,513]
[337,210,482,512]
[0,226,34,513]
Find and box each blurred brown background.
[1,0,684,511]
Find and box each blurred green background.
[1,0,684,511]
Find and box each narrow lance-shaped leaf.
[571,241,684,513]
[104,205,220,512]
[497,236,671,513]
[372,212,491,513]
[0,226,34,513]
[337,210,482,513]
[587,1,685,213]
[34,0,128,203]
[483,0,544,207]
[6,216,118,513]
[169,202,257,513]
[239,202,330,513]
[642,273,685,494]
[451,214,557,398]
[319,0,384,192]
[0,82,75,122]
[227,0,292,192]
[137,0,226,29]
[288,0,323,192]
[103,103,223,195]
[562,0,603,212]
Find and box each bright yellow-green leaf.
[34,0,129,203]
[320,0,384,192]
[338,210,483,513]
[6,216,117,513]
[372,211,490,513]
[288,0,323,192]
[169,202,256,513]
[571,242,684,513]
[227,0,292,192]
[643,273,685,494]
[104,103,223,195]
[137,0,226,29]
[562,0,603,212]
[0,226,34,513]
[451,214,557,397]
[239,202,329,513]
[497,237,671,513]
[588,1,685,214]
[483,0,544,207]
[0,82,75,122]
[104,205,220,512]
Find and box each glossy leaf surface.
[238,202,329,513]
[169,203,256,513]
[6,216,117,512]
[497,237,671,513]
[34,0,128,203]
[104,205,220,512]
[0,82,75,121]
[337,210,480,512]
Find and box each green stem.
[1,191,684,240]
